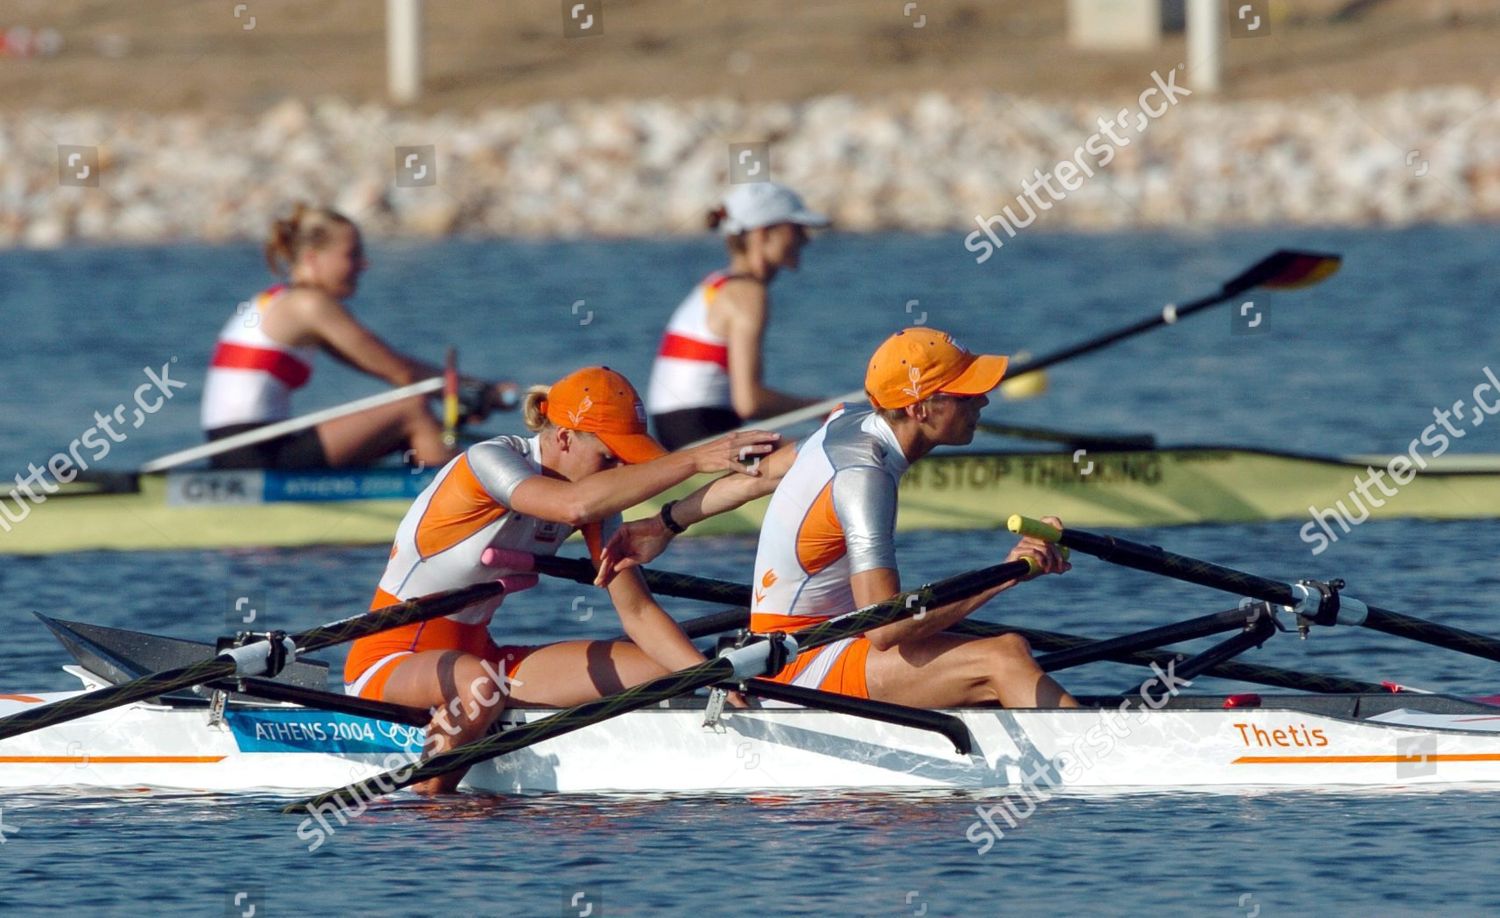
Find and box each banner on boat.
[165,468,438,506]
[225,710,425,754]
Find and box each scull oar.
[141,377,445,473]
[283,556,1040,814]
[738,248,1343,438]
[1007,515,1500,664]
[480,548,750,606]
[505,550,1382,694]
[0,582,506,742]
[662,604,1383,695]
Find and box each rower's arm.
[856,516,1072,649]
[721,284,820,420]
[507,430,779,528]
[854,567,1007,650]
[592,442,797,585]
[675,440,797,521]
[294,291,439,385]
[607,567,710,671]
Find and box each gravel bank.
[6,86,1498,248]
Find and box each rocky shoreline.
[5,85,1498,248]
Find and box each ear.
[554,427,573,452]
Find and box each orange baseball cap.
[541,367,667,464]
[865,328,1009,410]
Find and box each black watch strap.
[660,500,687,534]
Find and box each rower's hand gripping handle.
[1008,514,1063,543]
[1007,515,1070,571]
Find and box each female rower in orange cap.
[201,203,516,470]
[344,366,777,794]
[645,181,830,449]
[604,329,1076,711]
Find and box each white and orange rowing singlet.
[749,406,909,698]
[646,273,736,415]
[200,285,318,430]
[343,435,619,699]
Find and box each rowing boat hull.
[4,690,1499,796]
[8,447,1500,554]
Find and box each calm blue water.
[1,226,1499,916]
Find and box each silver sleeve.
[464,438,538,505]
[831,465,899,575]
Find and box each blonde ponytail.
[521,385,553,432]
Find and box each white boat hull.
[4,688,1499,796]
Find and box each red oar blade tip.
[1250,251,1343,291]
[1220,250,1342,298]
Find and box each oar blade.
[1222,250,1341,297]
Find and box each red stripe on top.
[658,333,730,369]
[210,342,313,389]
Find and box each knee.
[448,656,507,721]
[987,632,1034,660]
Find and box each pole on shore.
[1187,0,1224,94]
[387,0,424,104]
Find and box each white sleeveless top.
[646,273,735,415]
[200,285,319,430]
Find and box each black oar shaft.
[1363,605,1500,664]
[667,603,1378,694]
[529,554,751,607]
[946,620,1383,694]
[0,582,504,742]
[1012,516,1500,667]
[285,558,1034,814]
[1008,250,1338,377]
[1011,308,1198,376]
[1032,608,1251,672]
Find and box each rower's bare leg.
[316,396,451,468]
[504,640,668,707]
[378,650,509,794]
[865,632,1079,709]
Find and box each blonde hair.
[521,385,553,432]
[265,203,356,275]
[867,389,921,423]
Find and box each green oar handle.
[1008,514,1063,543]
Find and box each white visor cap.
[719,182,830,236]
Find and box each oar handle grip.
[1008,514,1063,543]
[481,547,535,571]
[477,548,540,593]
